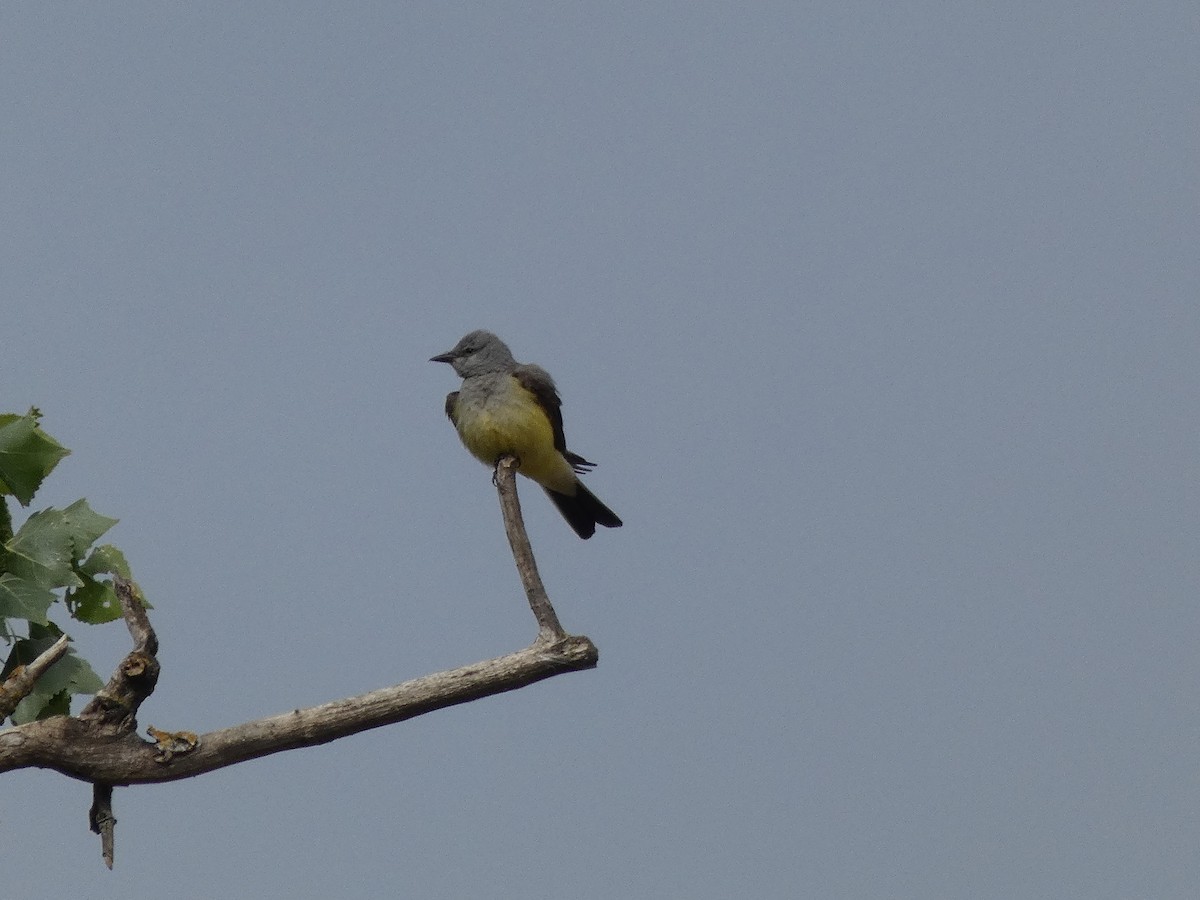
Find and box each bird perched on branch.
[431,330,623,539]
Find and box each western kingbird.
[431,330,623,539]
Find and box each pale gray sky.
[4,3,1199,897]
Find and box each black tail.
[545,482,623,539]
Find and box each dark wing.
[513,364,601,472]
[443,391,459,423]
[512,364,568,455]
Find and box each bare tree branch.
[79,575,159,732]
[0,455,599,868]
[73,575,160,865]
[0,637,597,783]
[88,784,116,869]
[0,634,71,721]
[494,455,566,642]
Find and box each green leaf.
[0,574,55,624]
[0,414,70,507]
[60,499,120,552]
[0,496,11,545]
[1,509,81,589]
[1,500,117,591]
[27,688,71,720]
[66,576,122,624]
[78,544,131,579]
[67,545,138,624]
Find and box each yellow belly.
[455,384,575,492]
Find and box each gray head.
[430,330,517,377]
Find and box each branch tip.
[89,783,116,869]
[0,634,72,721]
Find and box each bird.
[430,330,622,539]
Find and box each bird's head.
[430,330,515,377]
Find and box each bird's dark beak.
[429,351,456,364]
